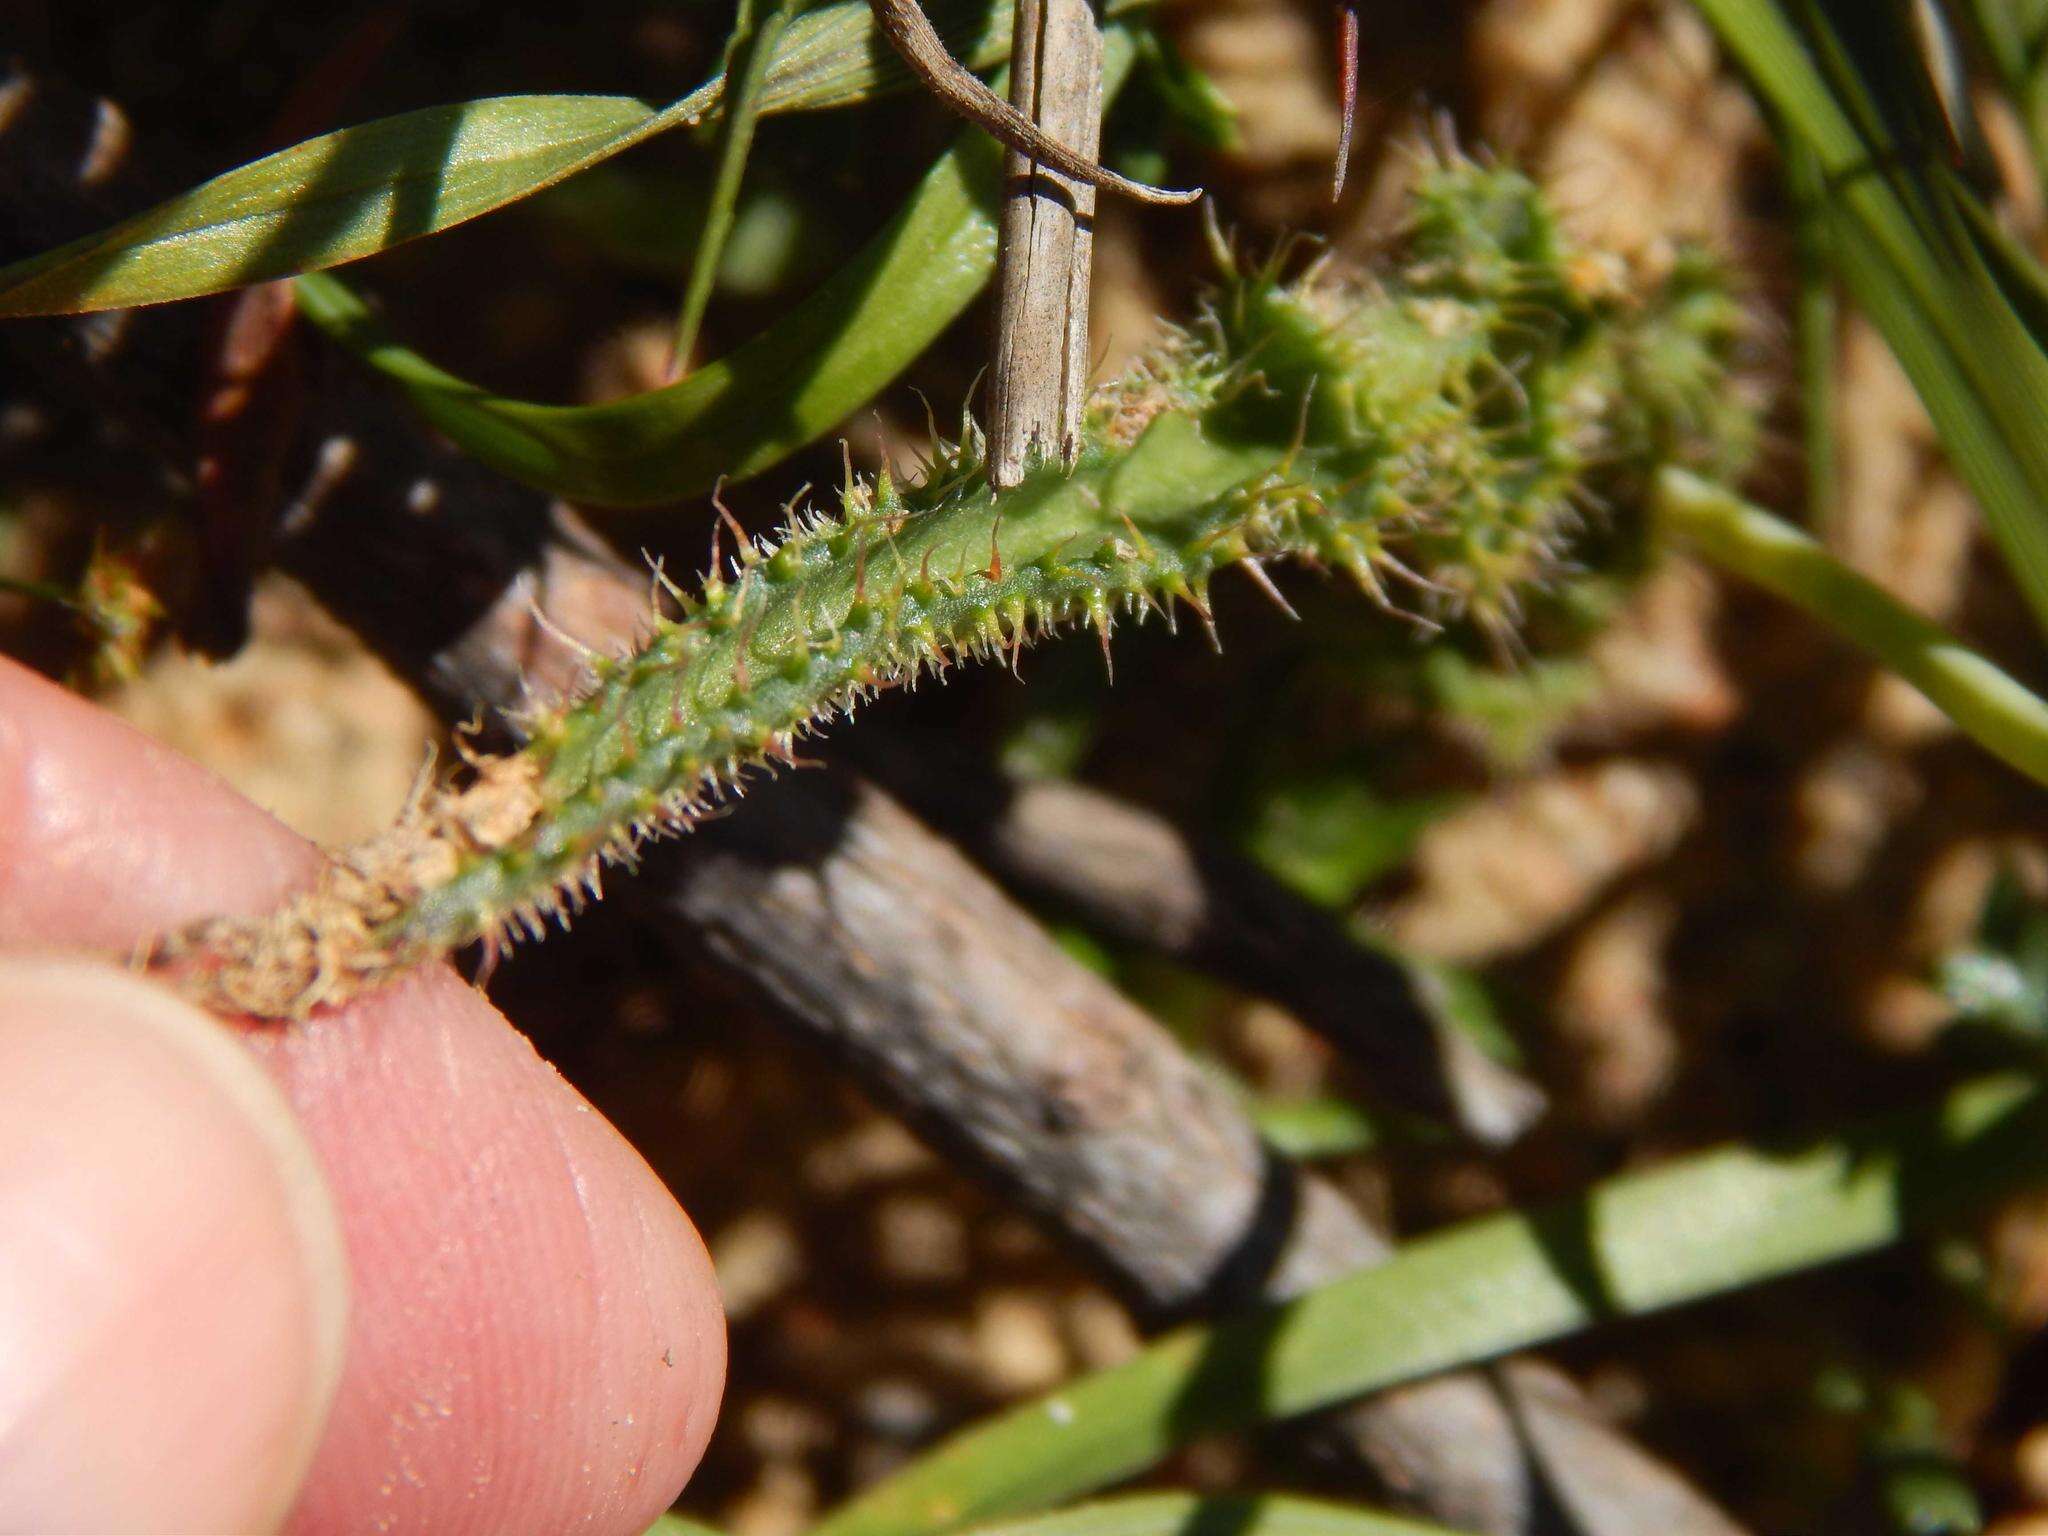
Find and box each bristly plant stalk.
[151,160,1753,1019]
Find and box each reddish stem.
[1333,0,1359,199]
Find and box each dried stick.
[646,771,1743,1536]
[869,0,1196,206]
[987,0,1099,487]
[852,734,1547,1145]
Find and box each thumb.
[0,958,348,1534]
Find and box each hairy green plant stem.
[1657,466,2048,788]
[161,163,1751,1018]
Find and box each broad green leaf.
[811,1075,2048,1536]
[960,1493,1465,1536]
[0,0,1158,316]
[293,28,1141,505]
[0,95,674,315]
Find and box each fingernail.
[0,958,348,1533]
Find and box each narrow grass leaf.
[673,0,802,370]
[1658,467,2048,788]
[811,1076,2048,1536]
[1952,0,2048,185]
[293,129,1000,505]
[1691,0,2048,638]
[1786,138,1840,528]
[0,0,1158,316]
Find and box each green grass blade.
[0,573,78,608]
[0,0,1159,316]
[1952,0,2048,183]
[673,0,801,371]
[958,1493,1466,1536]
[1691,0,2048,637]
[1956,0,2030,86]
[1820,192,2048,639]
[293,29,1140,505]
[812,1076,2048,1536]
[1951,175,2048,344]
[1658,467,2048,787]
[1787,138,1840,529]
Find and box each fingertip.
[260,972,725,1536]
[0,958,348,1534]
[551,1075,727,1524]
[527,1071,728,1533]
[0,657,316,949]
[0,656,727,1531]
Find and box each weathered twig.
[987,0,1099,487]
[642,770,1742,1536]
[853,733,1547,1145]
[869,0,1196,206]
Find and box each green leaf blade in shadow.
[674,0,803,370]
[295,127,1002,505]
[293,27,1140,505]
[0,94,678,315]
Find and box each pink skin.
[0,656,726,1534]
